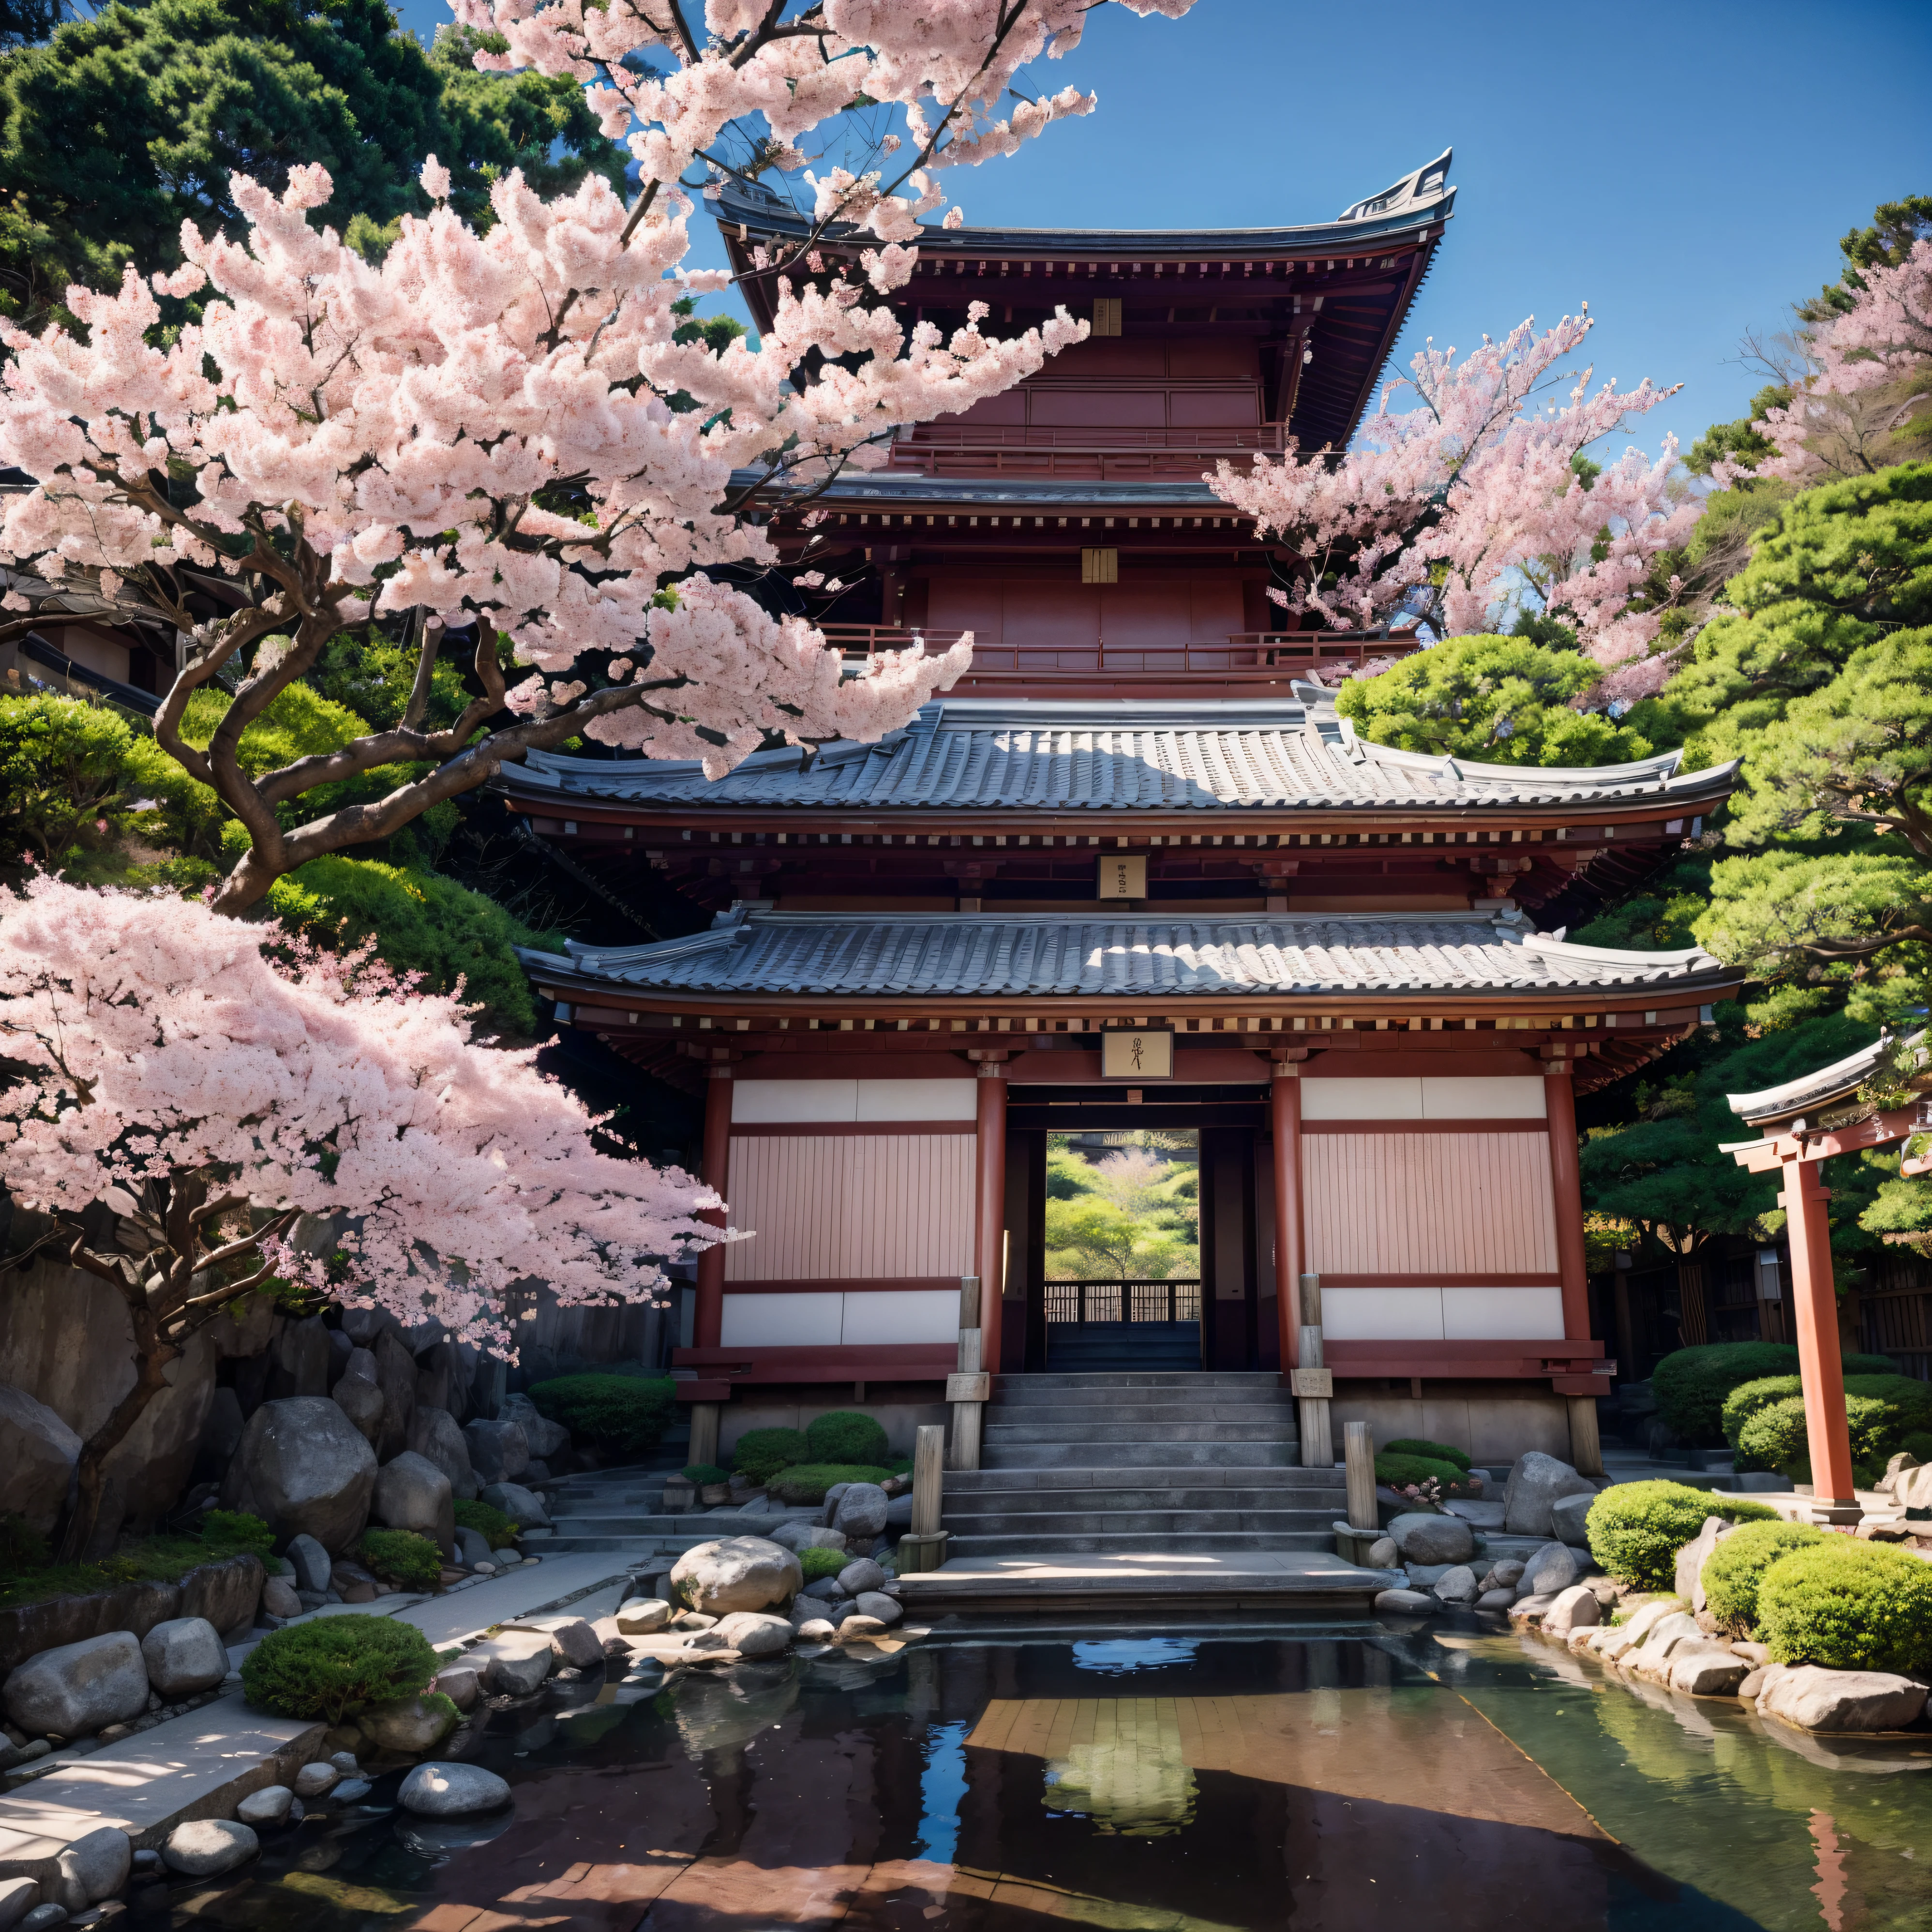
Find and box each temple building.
[510,151,1744,1485]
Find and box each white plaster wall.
[1323,1285,1566,1341]
[732,1078,976,1123]
[717,1288,959,1346]
[1301,1075,1546,1120]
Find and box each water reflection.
[149,1629,1932,1932]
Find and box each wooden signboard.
[1098,854,1147,900]
[1101,1028,1173,1080]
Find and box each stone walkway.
[0,1553,633,1882]
[896,1547,1394,1616]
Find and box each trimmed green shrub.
[1585,1481,1780,1589]
[241,1614,440,1724]
[1383,1438,1472,1471]
[1652,1343,1897,1447]
[1699,1521,1828,1636]
[798,1547,848,1581]
[1735,1394,1897,1485]
[1845,1374,1932,1438]
[1721,1376,1802,1452]
[1375,1452,1478,1498]
[731,1428,811,1484]
[198,1510,275,1558]
[805,1411,890,1465]
[683,1464,730,1486]
[452,1498,519,1549]
[1758,1538,1932,1675]
[526,1374,675,1457]
[359,1528,443,1589]
[766,1463,895,1505]
[1903,1431,1932,1464]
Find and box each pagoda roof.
[518,904,1733,1003]
[735,469,1226,511]
[499,686,1739,819]
[712,150,1454,259]
[1727,1029,1926,1130]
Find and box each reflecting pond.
[144,1622,1932,1931]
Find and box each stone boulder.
[470,1632,554,1696]
[1893,1463,1932,1512]
[670,1537,804,1615]
[3,1630,149,1736]
[463,1419,528,1484]
[1669,1647,1751,1696]
[1550,1492,1597,1548]
[140,1617,227,1697]
[162,1821,256,1876]
[1520,1542,1581,1600]
[362,1694,460,1755]
[1758,1665,1930,1732]
[406,1407,478,1504]
[56,1825,132,1907]
[478,1482,550,1530]
[852,1591,902,1627]
[454,1526,495,1570]
[1386,1511,1474,1566]
[263,1577,302,1619]
[1480,1559,1526,1595]
[832,1483,890,1543]
[284,1534,332,1596]
[179,1553,266,1641]
[837,1558,887,1596]
[1540,1585,1600,1636]
[432,1665,480,1711]
[509,1617,602,1669]
[373,1327,418,1463]
[505,1394,569,1462]
[372,1451,456,1556]
[0,1384,82,1539]
[237,1785,294,1826]
[1373,1588,1437,1614]
[1364,1536,1399,1569]
[1502,1453,1597,1538]
[292,1762,338,1797]
[269,1316,331,1401]
[0,1879,38,1931]
[1441,1498,1506,1529]
[616,1599,673,1635]
[1432,1565,1479,1606]
[767,1522,846,1555]
[712,1612,793,1658]
[220,1397,376,1554]
[1476,1588,1514,1610]
[1674,1516,1735,1609]
[399,1762,511,1817]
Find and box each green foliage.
[1584,1481,1778,1589]
[1699,1520,1828,1636]
[1334,635,1656,767]
[265,854,552,1036]
[681,1464,729,1486]
[0,692,222,876]
[797,1546,848,1581]
[0,0,624,330]
[1382,1438,1471,1471]
[1720,1376,1803,1452]
[730,1428,810,1485]
[526,1374,675,1457]
[0,1512,275,1611]
[358,1527,443,1588]
[1736,1393,1911,1484]
[199,1510,275,1557]
[451,1498,519,1549]
[764,1463,894,1505]
[1653,1343,1813,1447]
[240,1612,439,1724]
[1685,385,1790,478]
[1757,1538,1932,1674]
[805,1411,889,1466]
[312,629,472,734]
[1374,1452,1478,1497]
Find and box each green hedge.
[241,1614,440,1724]
[452,1498,519,1549]
[1725,1373,1932,1463]
[798,1547,848,1581]
[526,1374,675,1457]
[1375,1452,1479,1497]
[1758,1539,1932,1675]
[359,1528,443,1589]
[731,1429,809,1484]
[1652,1343,1897,1447]
[1585,1480,1780,1589]
[1699,1520,1827,1636]
[1735,1394,1898,1486]
[1383,1438,1472,1472]
[806,1411,890,1465]
[766,1463,895,1505]
[682,1464,730,1486]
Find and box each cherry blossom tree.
[1730,239,1932,483]
[1209,310,1703,698]
[0,0,1196,913]
[0,871,723,1555]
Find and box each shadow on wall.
[1330,1385,1573,1470]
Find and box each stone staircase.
[940,1371,1347,1558]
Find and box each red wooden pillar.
[693,1064,733,1350]
[1780,1154,1858,1514]
[974,1063,1008,1368]
[1543,1063,1590,1341]
[1270,1065,1303,1371]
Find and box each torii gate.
[1725,1061,1932,1524]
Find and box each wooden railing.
[821,626,1417,679]
[1044,1280,1203,1325]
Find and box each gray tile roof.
[521,908,1733,1002]
[501,688,1737,816]
[1728,1029,1925,1127]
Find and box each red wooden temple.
[509,151,1744,1468]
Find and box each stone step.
[940,1485,1346,1515]
[944,1529,1337,1557]
[982,1400,1297,1426]
[985,1419,1297,1444]
[944,1465,1340,1493]
[993,1371,1282,1390]
[983,1440,1306,1468]
[993,1382,1287,1408]
[943,1508,1340,1537]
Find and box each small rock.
[1540,1585,1601,1636]
[795,1617,837,1641]
[139,1619,228,1700]
[0,1880,39,1932]
[54,1829,129,1908]
[1365,1537,1399,1569]
[397,1761,511,1817]
[519,1618,601,1670]
[292,1762,339,1797]
[431,1668,480,1712]
[851,1591,903,1626]
[453,1527,494,1571]
[1432,1566,1479,1606]
[670,1610,719,1631]
[1510,1592,1558,1619]
[236,1786,294,1826]
[832,1484,890,1543]
[329,1751,360,1774]
[1475,1588,1514,1611]
[1731,1640,1770,1665]
[161,1821,257,1877]
[710,1613,792,1657]
[615,1600,672,1635]
[18,1906,65,1932]
[468,1632,554,1697]
[837,1616,889,1640]
[1386,1512,1474,1566]
[766,1522,846,1555]
[1670,1649,1751,1697]
[1758,1665,1930,1732]
[1549,1492,1597,1548]
[1502,1451,1597,1538]
[477,1482,550,1531]
[1520,1542,1582,1600]
[837,1558,887,1596]
[361,1695,458,1755]
[259,1578,302,1621]
[1374,1588,1438,1615]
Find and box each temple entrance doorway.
[1002,1081,1274,1374]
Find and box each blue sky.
[393,0,1932,458]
